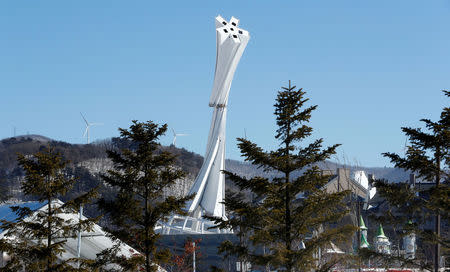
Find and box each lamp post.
[192,241,196,272]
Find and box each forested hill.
[0,135,204,173]
[0,135,204,215]
[0,135,108,172]
[0,135,409,203]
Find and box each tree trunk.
[47,197,52,272]
[285,138,292,272]
[145,192,151,272]
[434,148,441,272]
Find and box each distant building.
[374,224,391,254]
[360,232,370,249]
[359,216,370,249]
[368,174,448,264]
[403,220,416,259]
[322,168,375,202]
[321,168,377,253]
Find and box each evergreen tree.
[98,120,193,272]
[370,90,449,271]
[0,147,98,272]
[0,169,10,202]
[208,82,356,271]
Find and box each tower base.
[156,207,232,235]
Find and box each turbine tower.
[159,15,249,234]
[77,112,102,261]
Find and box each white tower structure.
[359,216,370,249]
[374,224,391,254]
[403,221,416,259]
[157,15,249,234]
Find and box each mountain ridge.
[0,135,410,204]
[0,134,409,180]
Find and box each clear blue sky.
[1,1,449,167]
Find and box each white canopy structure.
[0,200,167,271]
[158,15,249,234]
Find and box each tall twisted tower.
[186,15,250,219]
[159,15,250,234]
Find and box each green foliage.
[98,120,193,272]
[0,169,10,202]
[370,90,449,269]
[0,147,99,272]
[207,82,356,271]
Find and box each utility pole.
[356,197,361,272]
[192,241,196,272]
[77,205,83,268]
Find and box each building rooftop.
[0,200,157,270]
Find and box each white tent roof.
[0,200,165,271]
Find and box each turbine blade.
[171,128,176,136]
[83,127,89,137]
[80,112,89,126]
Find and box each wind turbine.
[80,112,103,144]
[172,128,189,146]
[77,112,102,265]
[399,136,409,156]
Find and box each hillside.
[0,135,410,212]
[226,159,409,184]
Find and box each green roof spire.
[377,224,387,238]
[359,216,367,230]
[360,232,370,248]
